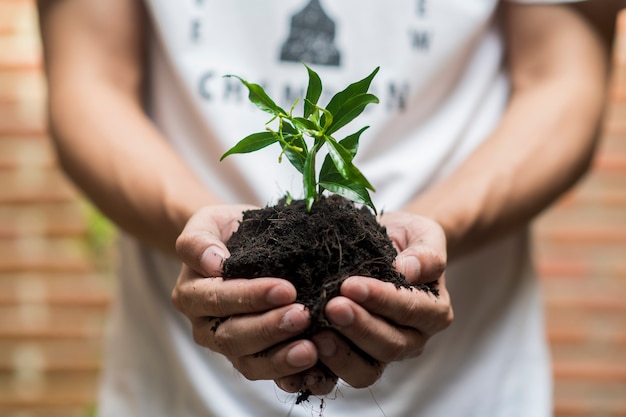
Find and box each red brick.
[0,1,34,36]
[553,388,626,417]
[0,294,110,308]
[0,271,111,303]
[593,152,626,172]
[0,202,88,238]
[547,328,587,344]
[535,226,626,245]
[0,135,56,170]
[0,31,42,70]
[0,340,102,373]
[553,401,626,417]
[0,169,79,204]
[0,304,108,342]
[0,327,101,340]
[0,407,93,417]
[0,372,99,407]
[559,188,626,207]
[0,271,109,283]
[535,257,590,279]
[0,68,45,104]
[0,237,93,273]
[547,296,626,312]
[0,101,46,135]
[553,401,589,417]
[614,332,626,346]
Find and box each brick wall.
[0,1,624,416]
[0,1,112,417]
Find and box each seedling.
[221,64,380,213]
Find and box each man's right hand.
[172,205,330,393]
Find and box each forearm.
[48,84,219,255]
[407,4,608,259]
[38,0,220,255]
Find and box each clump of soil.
[223,194,410,332]
[221,194,437,402]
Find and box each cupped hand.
[173,205,327,391]
[312,211,454,388]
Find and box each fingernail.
[200,246,226,276]
[399,255,420,280]
[266,283,294,306]
[303,367,336,388]
[275,376,303,393]
[314,336,336,357]
[329,305,354,328]
[279,307,308,332]
[286,343,315,368]
[344,278,369,303]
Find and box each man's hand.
[173,205,322,389]
[298,212,453,389]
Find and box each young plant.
[220,64,380,213]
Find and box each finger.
[176,206,251,276]
[312,330,385,389]
[172,273,297,318]
[340,276,453,336]
[191,304,310,356]
[300,365,339,396]
[395,245,446,285]
[274,374,304,393]
[275,367,338,397]
[381,214,446,284]
[231,339,318,381]
[324,296,426,363]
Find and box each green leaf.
[304,64,322,118]
[283,147,305,173]
[319,173,376,214]
[325,137,375,191]
[281,120,299,136]
[326,93,379,135]
[280,131,307,173]
[224,75,286,116]
[220,131,278,160]
[276,121,307,172]
[319,126,369,179]
[292,117,318,132]
[307,102,321,125]
[339,126,369,157]
[323,67,379,126]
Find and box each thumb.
[394,217,447,284]
[395,247,445,284]
[176,208,231,277]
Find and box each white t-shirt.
[98,1,579,416]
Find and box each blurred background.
[0,1,624,416]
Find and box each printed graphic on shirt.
[187,0,440,114]
[280,0,341,66]
[411,0,432,51]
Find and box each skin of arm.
[407,3,609,259]
[572,0,622,51]
[37,0,222,254]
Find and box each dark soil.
[221,194,437,402]
[223,195,408,329]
